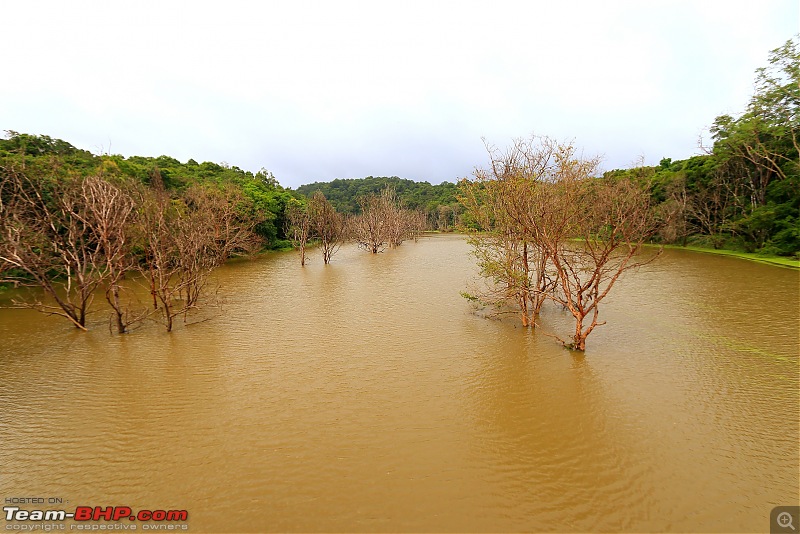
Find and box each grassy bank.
[657,244,800,269]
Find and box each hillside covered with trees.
[0,136,300,332]
[296,176,462,231]
[603,38,799,256]
[1,38,796,337]
[0,134,296,248]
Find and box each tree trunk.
[572,313,585,350]
[109,285,126,334]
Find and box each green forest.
[5,38,794,258]
[604,38,799,256]
[0,37,796,340]
[0,135,297,248]
[297,177,460,222]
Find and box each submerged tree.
[351,185,419,253]
[136,181,261,332]
[541,168,661,350]
[352,189,389,253]
[286,198,312,265]
[77,174,139,333]
[308,191,345,264]
[459,136,561,327]
[0,166,110,330]
[461,137,662,351]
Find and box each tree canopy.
[0,133,295,248]
[296,176,459,215]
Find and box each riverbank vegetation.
[1,37,796,337]
[0,159,264,332]
[296,176,461,231]
[460,137,661,350]
[456,37,797,349]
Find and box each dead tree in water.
[539,158,660,350]
[461,136,662,350]
[286,198,312,265]
[136,183,260,332]
[352,185,417,253]
[352,191,388,253]
[308,191,344,264]
[77,175,139,333]
[0,166,107,330]
[459,136,560,327]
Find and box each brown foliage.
[0,166,112,329]
[308,191,344,264]
[286,199,312,266]
[351,186,420,253]
[461,136,662,351]
[136,184,261,332]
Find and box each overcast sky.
[1,1,797,188]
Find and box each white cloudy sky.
[1,1,797,188]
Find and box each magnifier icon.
[778,511,796,531]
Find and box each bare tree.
[77,175,140,333]
[459,136,560,327]
[286,198,312,265]
[351,185,418,252]
[409,209,428,241]
[0,166,106,330]
[352,190,389,253]
[461,137,662,350]
[178,185,261,309]
[135,184,183,332]
[541,168,661,351]
[381,186,408,249]
[308,191,344,264]
[135,183,260,332]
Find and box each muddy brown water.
[1,234,798,532]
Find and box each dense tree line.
[0,136,289,331]
[0,133,296,248]
[296,176,461,230]
[2,37,794,337]
[605,37,799,257]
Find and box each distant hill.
[295,176,460,215]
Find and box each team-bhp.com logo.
[4,505,188,522]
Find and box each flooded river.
[0,234,797,532]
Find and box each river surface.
[0,234,798,532]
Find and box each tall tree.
[308,191,344,264]
[77,174,138,333]
[0,166,108,330]
[461,137,661,350]
[706,36,799,250]
[286,198,312,265]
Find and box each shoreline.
[651,243,800,269]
